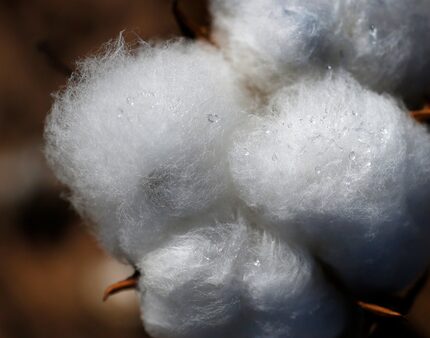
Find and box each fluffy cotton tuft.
[44,4,430,336]
[45,38,247,262]
[210,0,333,94]
[210,0,430,100]
[229,73,430,292]
[330,0,430,100]
[139,219,346,338]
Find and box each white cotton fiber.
[139,219,346,338]
[210,0,333,94]
[44,38,247,262]
[138,222,246,338]
[210,0,430,100]
[229,73,430,293]
[240,229,346,338]
[330,0,430,100]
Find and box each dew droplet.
[369,24,378,42]
[315,166,321,175]
[244,149,250,156]
[254,259,261,267]
[117,108,124,118]
[349,151,356,161]
[141,90,155,98]
[207,114,220,123]
[127,97,135,106]
[327,65,333,71]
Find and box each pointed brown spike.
[357,301,404,319]
[103,270,140,302]
[411,105,430,122]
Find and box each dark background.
[0,1,428,337]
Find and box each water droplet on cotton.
[244,149,250,156]
[379,128,389,141]
[141,90,155,98]
[207,114,220,123]
[315,166,321,175]
[327,65,333,71]
[349,151,356,161]
[369,24,378,43]
[127,97,135,106]
[254,259,261,267]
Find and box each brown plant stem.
[103,270,140,302]
[411,105,430,122]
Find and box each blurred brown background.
[0,1,429,338]
[0,1,205,337]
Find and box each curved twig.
[103,270,140,302]
[411,105,430,122]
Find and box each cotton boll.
[210,0,334,95]
[229,73,430,293]
[210,0,430,101]
[139,219,347,338]
[138,221,247,338]
[241,231,347,338]
[331,0,430,99]
[45,38,247,262]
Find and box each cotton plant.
[44,1,430,337]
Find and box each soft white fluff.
[44,7,430,336]
[45,38,247,262]
[241,229,346,338]
[210,0,333,94]
[331,0,430,100]
[139,220,346,338]
[229,73,430,292]
[210,0,430,99]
